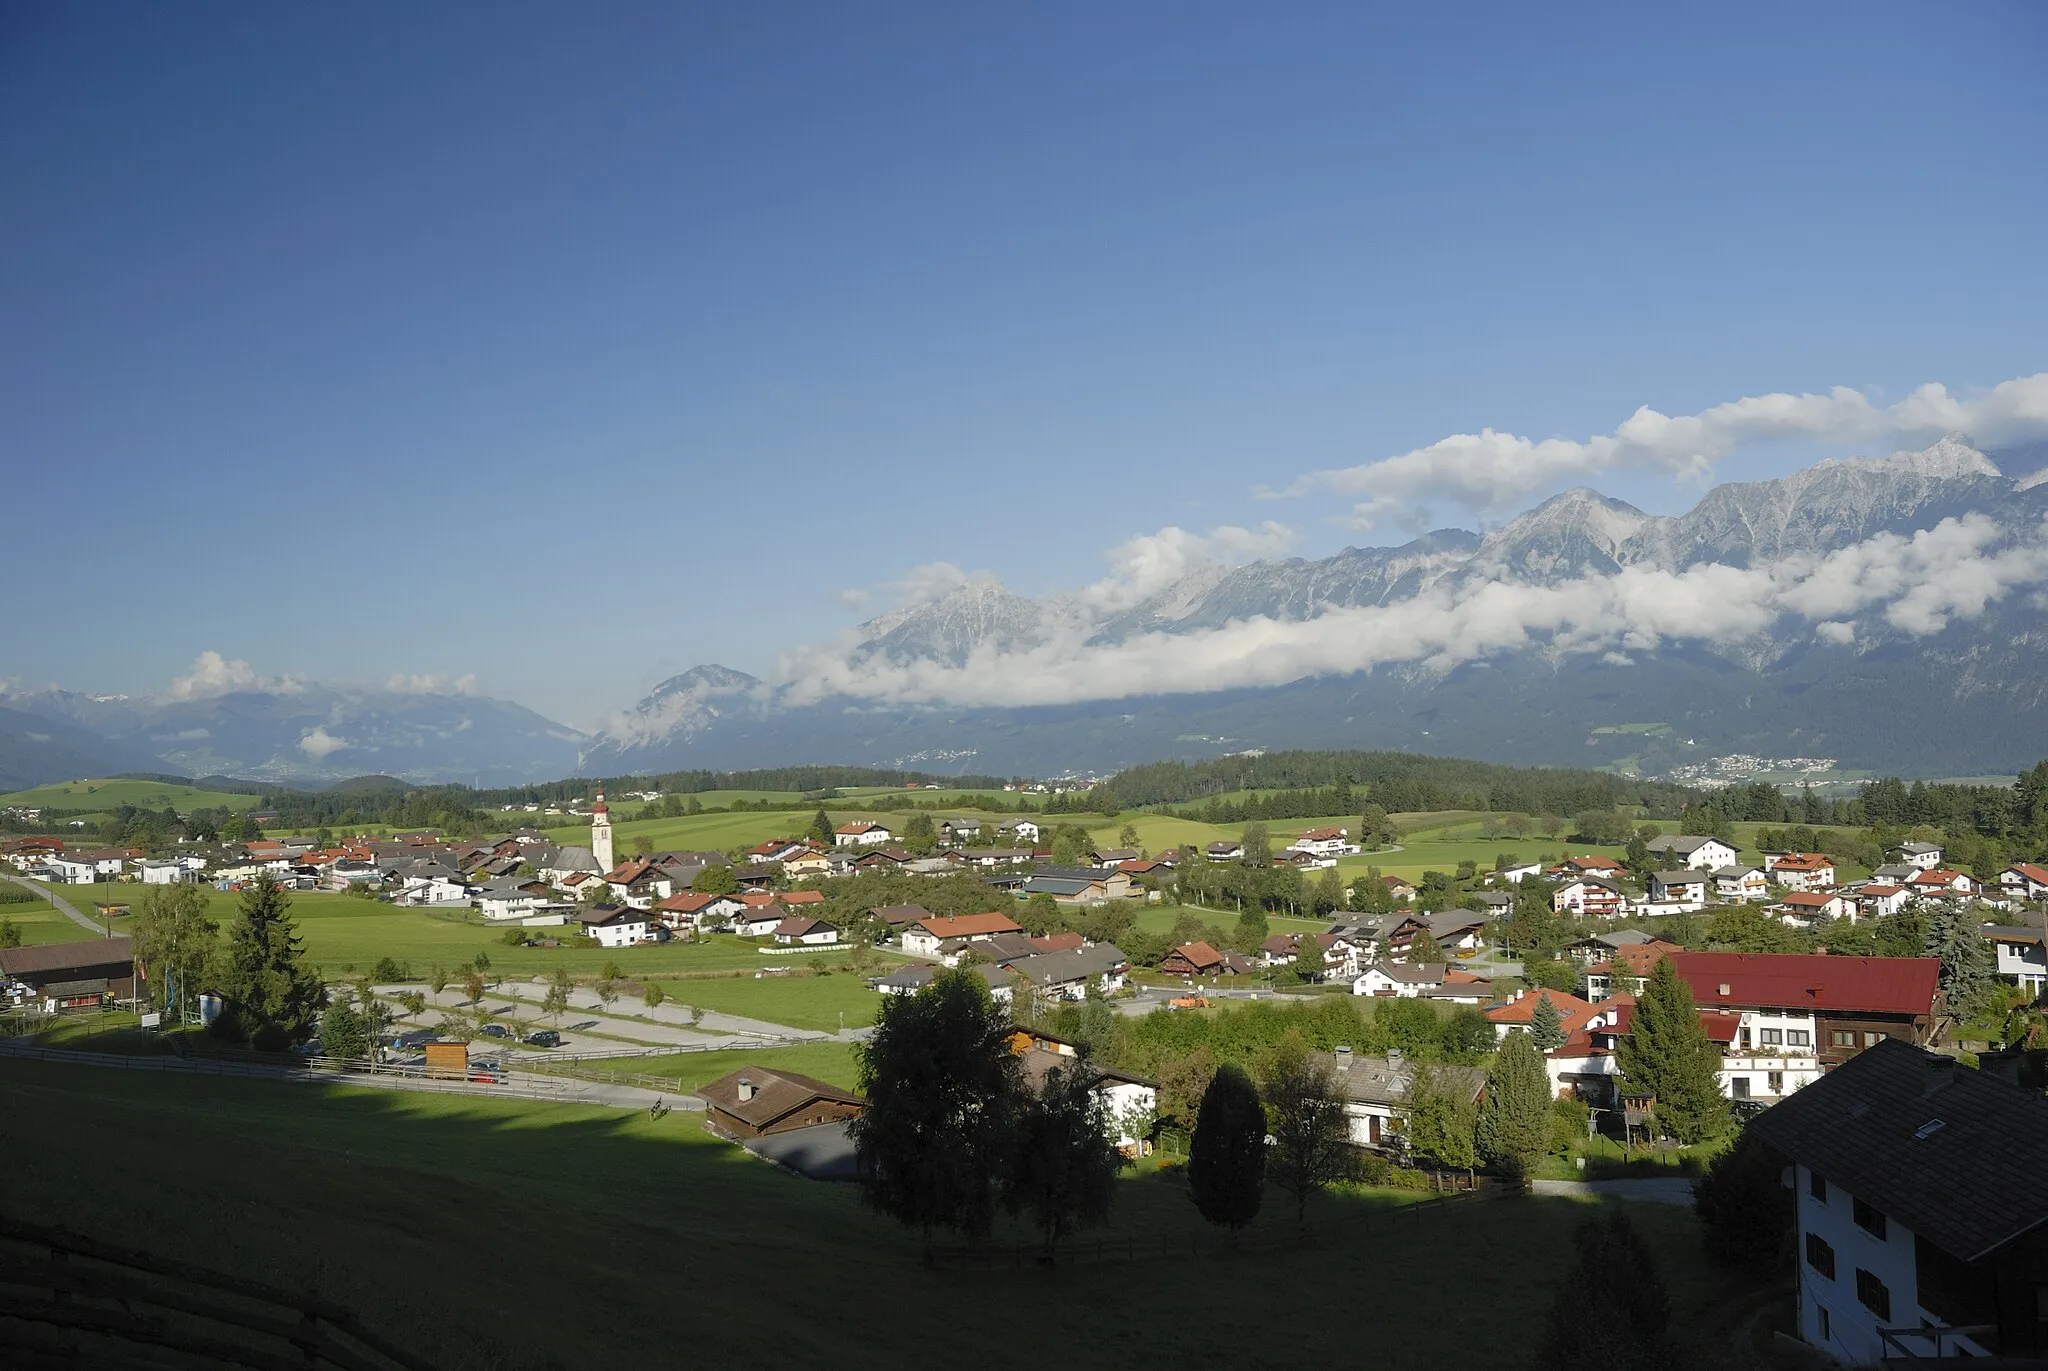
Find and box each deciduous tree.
[1401,1062,1478,1171]
[1262,1036,1351,1222]
[132,882,217,1018]
[1004,1056,1126,1258]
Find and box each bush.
[371,957,407,982]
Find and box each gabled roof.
[867,903,935,927]
[1770,852,1834,871]
[1644,835,1728,854]
[2004,862,2048,884]
[0,937,135,977]
[911,912,1023,939]
[1777,891,1844,909]
[698,1067,864,1130]
[1669,952,1941,1017]
[1746,1039,2048,1263]
[1166,940,1225,970]
[1006,943,1130,987]
[772,916,835,938]
[1650,870,1707,885]
[835,820,888,835]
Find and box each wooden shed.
[423,1042,469,1079]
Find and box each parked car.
[479,1023,513,1040]
[469,1058,503,1084]
[521,1029,561,1048]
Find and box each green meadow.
[0,1057,1744,1371]
[0,777,262,813]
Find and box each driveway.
[743,1121,860,1181]
[1530,1177,1697,1207]
[1,875,102,934]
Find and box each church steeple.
[591,789,614,874]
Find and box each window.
[1810,1171,1828,1202]
[1788,1029,1811,1047]
[1731,1076,1751,1098]
[1856,1269,1892,1321]
[1832,1029,1857,1048]
[1854,1197,1887,1239]
[1769,1071,1785,1094]
[1818,1307,1830,1343]
[1864,1031,1885,1047]
[1761,1027,1783,1045]
[1805,1232,1836,1278]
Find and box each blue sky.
[4,1,2044,729]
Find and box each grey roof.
[1032,864,1121,882]
[545,846,603,874]
[1024,877,1096,896]
[870,962,1011,993]
[1746,1038,2048,1263]
[1006,943,1130,987]
[1871,864,1919,881]
[1980,925,2045,946]
[1321,1052,1486,1108]
[1362,961,1449,984]
[1651,870,1707,885]
[1711,864,1764,878]
[1899,842,1943,855]
[1644,835,1725,854]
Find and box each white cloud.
[167,651,306,700]
[385,673,478,695]
[771,515,2048,710]
[1079,522,1297,615]
[298,727,349,760]
[1283,372,2048,529]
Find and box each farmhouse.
[1644,835,1740,871]
[1161,941,1253,979]
[899,912,1025,960]
[576,905,660,949]
[0,937,138,1008]
[1748,1040,2048,1364]
[833,821,893,848]
[1666,952,1942,1067]
[1997,862,2048,900]
[698,1068,866,1140]
[771,916,840,947]
[1766,852,1838,891]
[1980,925,2046,993]
[1005,943,1131,1001]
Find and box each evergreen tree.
[1004,1056,1127,1258]
[1476,1029,1550,1178]
[1262,1036,1351,1222]
[849,968,1019,1244]
[211,872,323,1051]
[1618,957,1729,1143]
[1188,1064,1266,1231]
[1923,902,1997,1021]
[1538,1209,1673,1370]
[317,999,369,1060]
[1232,905,1270,954]
[1530,991,1567,1050]
[1625,829,1651,876]
[809,807,834,846]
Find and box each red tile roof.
[779,889,825,905]
[913,912,1023,939]
[1771,853,1834,872]
[2006,862,2048,885]
[1485,988,1601,1035]
[1669,952,1942,1017]
[1030,931,1087,953]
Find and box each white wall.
[1794,1164,1986,1364]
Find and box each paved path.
[1530,1177,1696,1206]
[372,983,830,1054]
[2,874,102,934]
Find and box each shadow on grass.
[0,1056,1747,1371]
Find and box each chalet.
[995,820,1041,844]
[1005,943,1131,1001]
[1085,848,1140,869]
[576,905,660,949]
[1279,848,1335,872]
[900,912,1025,960]
[1378,875,1417,902]
[1667,952,1942,1067]
[1647,870,1709,909]
[1713,865,1771,902]
[1484,987,1605,1043]
[1010,1033,1156,1152]
[851,846,916,872]
[1773,891,1855,926]
[0,937,137,1009]
[1892,841,1944,870]
[1748,1040,2048,1364]
[1352,962,1453,998]
[730,903,788,938]
[699,1068,865,1140]
[654,890,744,931]
[1551,875,1626,919]
[771,916,841,947]
[1160,941,1253,979]
[1981,925,2046,994]
[833,820,894,848]
[1998,862,2048,901]
[1323,1047,1485,1151]
[1908,868,1978,897]
[1287,827,1359,859]
[1383,912,1486,962]
[1644,835,1740,871]
[1851,884,1911,919]
[1204,840,1245,862]
[1766,852,1838,891]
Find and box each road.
[2,874,105,935]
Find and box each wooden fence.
[926,1186,1495,1270]
[0,1217,436,1371]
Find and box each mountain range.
[8,436,2048,791]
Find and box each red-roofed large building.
[1286,826,1359,859]
[1668,952,1942,1067]
[1909,868,1979,896]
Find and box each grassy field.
[661,968,882,1032]
[602,1039,862,1092]
[0,895,104,945]
[0,1057,1743,1371]
[0,777,262,813]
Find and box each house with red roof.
[1997,862,2048,901]
[1160,941,1254,979]
[1909,867,1979,896]
[1771,891,1854,926]
[899,912,1025,960]
[1286,826,1359,859]
[833,820,894,848]
[1851,883,1911,919]
[1667,952,1942,1067]
[1764,852,1837,892]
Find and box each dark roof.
[1023,877,1098,896]
[1006,943,1129,987]
[1746,1039,2048,1262]
[0,937,135,978]
[698,1068,864,1130]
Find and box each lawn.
[0,777,262,813]
[0,1057,1744,1371]
[0,895,103,945]
[663,967,882,1033]
[589,1039,863,1093]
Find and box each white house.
[1015,1035,1157,1152]
[1908,868,1979,897]
[43,856,98,884]
[1646,871,1709,910]
[1495,861,1544,884]
[1204,840,1245,861]
[577,906,659,949]
[1772,892,1855,926]
[833,821,894,848]
[1749,1042,2048,1365]
[476,881,540,922]
[1850,884,1911,919]
[1322,1048,1486,1152]
[1352,962,1448,998]
[138,860,195,885]
[900,913,1025,960]
[1893,841,1944,870]
[1007,944,1131,1001]
[1286,827,1359,859]
[1645,835,1741,871]
[1982,925,2046,993]
[996,820,1041,845]
[1997,862,2048,900]
[771,916,841,946]
[730,906,787,938]
[1713,866,1771,902]
[1766,853,1838,892]
[1552,876,1627,918]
